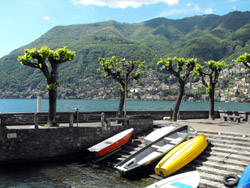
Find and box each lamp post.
[123,58,130,121]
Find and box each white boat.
[145,125,176,145]
[145,171,200,188]
[114,125,190,176]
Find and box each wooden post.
[34,113,38,129]
[69,112,74,127]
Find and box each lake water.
[0,99,250,113]
[0,161,151,188]
[0,99,249,188]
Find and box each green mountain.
[0,11,250,99]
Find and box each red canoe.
[88,128,134,157]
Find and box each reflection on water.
[0,161,153,188]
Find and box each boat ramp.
[98,121,250,188]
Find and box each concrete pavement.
[154,119,250,135]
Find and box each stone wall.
[0,110,220,126]
[0,116,153,164]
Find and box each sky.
[0,0,249,58]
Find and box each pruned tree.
[97,56,145,117]
[194,60,226,120]
[18,45,76,126]
[236,52,250,69]
[158,57,197,121]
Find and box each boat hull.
[115,125,190,176]
[146,171,200,188]
[155,134,207,176]
[237,163,250,188]
[88,128,133,158]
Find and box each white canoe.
[145,126,176,145]
[145,171,200,188]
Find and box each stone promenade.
[154,118,250,135]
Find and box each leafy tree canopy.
[97,56,145,88]
[236,52,250,69]
[18,45,76,91]
[194,60,226,93]
[157,57,197,83]
[18,45,75,67]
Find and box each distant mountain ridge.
[0,11,250,98]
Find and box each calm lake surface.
[0,99,249,188]
[0,99,250,113]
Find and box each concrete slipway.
[101,119,250,188]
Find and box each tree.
[158,57,196,121]
[236,52,250,69]
[18,45,76,126]
[194,60,226,120]
[97,56,145,117]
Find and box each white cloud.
[43,16,50,20]
[204,8,213,14]
[72,0,179,9]
[186,3,191,7]
[228,0,238,2]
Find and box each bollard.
[69,112,74,127]
[37,96,42,112]
[75,108,79,127]
[34,113,39,129]
[101,112,105,127]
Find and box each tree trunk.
[117,90,125,117]
[172,83,185,121]
[209,87,215,120]
[48,89,57,126]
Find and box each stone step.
[211,142,250,152]
[192,158,246,173]
[206,134,250,143]
[199,176,226,188]
[210,139,250,148]
[189,132,250,143]
[196,165,239,178]
[198,154,248,168]
[122,143,145,151]
[210,146,250,157]
[202,149,250,162]
[200,172,224,184]
[191,129,250,138]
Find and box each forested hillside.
[0,11,250,99]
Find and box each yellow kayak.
[155,134,207,176]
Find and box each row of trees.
[18,45,250,125]
[99,56,225,121]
